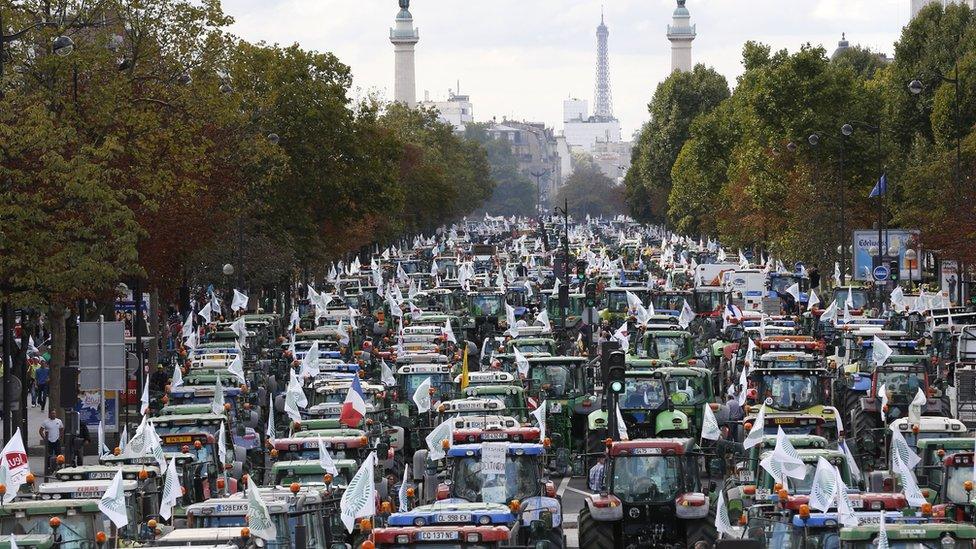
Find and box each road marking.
[564,485,590,497]
[557,476,571,497]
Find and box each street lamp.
[905,249,918,288]
[223,264,235,276]
[267,133,280,145]
[52,35,75,57]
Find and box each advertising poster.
[76,390,119,433]
[851,229,921,281]
[941,260,959,305]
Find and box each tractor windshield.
[833,288,869,310]
[1,512,100,547]
[470,295,503,317]
[758,374,821,410]
[946,467,976,504]
[620,378,667,410]
[667,375,709,405]
[513,341,552,354]
[606,292,629,313]
[651,294,687,311]
[400,373,450,400]
[451,454,542,503]
[610,455,681,504]
[694,291,725,313]
[877,371,923,400]
[645,334,692,362]
[528,365,575,398]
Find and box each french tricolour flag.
[340,376,367,428]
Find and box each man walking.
[40,409,64,467]
[35,360,50,409]
[588,456,606,492]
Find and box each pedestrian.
[35,360,50,410]
[588,456,606,492]
[808,265,821,289]
[27,357,39,407]
[39,409,64,463]
[715,425,745,477]
[726,390,744,441]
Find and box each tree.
[555,160,625,218]
[466,123,537,217]
[626,64,730,224]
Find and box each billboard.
[852,229,921,281]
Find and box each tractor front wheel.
[578,506,615,549]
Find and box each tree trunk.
[148,288,160,370]
[48,303,67,415]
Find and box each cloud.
[221,0,906,136]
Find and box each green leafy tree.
[555,160,625,218]
[626,64,730,224]
[466,123,536,217]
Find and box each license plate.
[850,499,864,509]
[482,432,507,440]
[550,403,563,413]
[774,417,795,424]
[435,513,471,523]
[164,435,193,443]
[418,531,458,541]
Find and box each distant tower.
[667,0,696,73]
[390,0,419,107]
[594,10,613,120]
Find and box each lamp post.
[0,13,74,97]
[842,120,884,291]
[910,68,964,303]
[530,170,548,217]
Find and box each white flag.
[230,316,247,342]
[171,364,184,389]
[678,299,695,329]
[246,482,277,541]
[160,456,182,521]
[505,303,519,337]
[890,427,921,469]
[807,288,820,310]
[701,404,721,441]
[181,311,195,339]
[231,289,249,312]
[442,322,457,344]
[715,489,737,539]
[514,346,530,377]
[412,377,432,413]
[536,310,552,332]
[612,323,629,353]
[0,428,29,503]
[398,464,410,512]
[809,457,838,512]
[227,354,246,385]
[217,421,228,465]
[766,426,806,482]
[289,309,300,331]
[266,398,276,444]
[834,262,842,286]
[140,376,150,416]
[198,303,212,324]
[835,466,859,527]
[615,404,629,440]
[891,451,926,507]
[284,370,306,422]
[8,535,17,549]
[872,336,893,366]
[743,405,766,449]
[119,425,128,452]
[531,400,547,441]
[211,377,225,416]
[908,387,926,426]
[98,469,129,528]
[300,341,320,378]
[878,382,890,424]
[820,300,838,324]
[785,283,801,303]
[98,421,109,456]
[877,510,889,549]
[425,418,455,461]
[318,436,339,475]
[340,452,377,533]
[890,286,905,312]
[381,362,396,386]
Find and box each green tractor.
[524,355,600,476]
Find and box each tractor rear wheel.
[684,506,717,548]
[851,405,880,465]
[578,506,615,549]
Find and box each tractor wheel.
[851,406,879,466]
[577,507,615,549]
[685,508,717,548]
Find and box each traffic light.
[608,351,626,394]
[558,283,569,310]
[585,282,597,308]
[889,260,900,283]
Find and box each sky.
[221,0,912,137]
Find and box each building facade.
[420,90,474,132]
[487,121,563,207]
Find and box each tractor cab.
[747,368,839,437]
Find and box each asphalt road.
[557,475,591,548]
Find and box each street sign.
[873,265,890,282]
[78,318,125,433]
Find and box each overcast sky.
[221,0,910,137]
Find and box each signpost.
[852,229,921,282]
[873,265,890,282]
[78,317,125,433]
